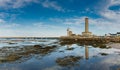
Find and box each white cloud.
[99,0,120,23]
[0,0,65,12]
[110,0,120,6]
[40,0,64,12]
[63,17,85,25]
[100,0,120,22]
[0,22,23,37]
[3,23,20,28]
[0,21,20,29]
[0,21,67,37]
[0,0,38,9]
[0,12,22,22]
[33,22,63,29]
[0,19,5,23]
[0,12,9,18]
[100,10,120,25]
[31,22,67,37]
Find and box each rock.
[34,45,42,49]
[7,54,21,61]
[100,53,108,56]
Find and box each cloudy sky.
[0,0,120,37]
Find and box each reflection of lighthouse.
[85,45,89,60]
[82,18,92,37]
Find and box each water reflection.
[56,45,89,67]
[56,56,82,67]
[85,45,89,60]
[0,39,120,70]
[60,40,111,49]
[66,44,74,50]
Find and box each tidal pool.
[0,39,120,70]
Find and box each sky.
[0,0,120,37]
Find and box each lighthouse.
[82,18,92,37]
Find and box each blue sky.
[0,0,120,37]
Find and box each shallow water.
[0,39,120,70]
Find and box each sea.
[0,38,120,70]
